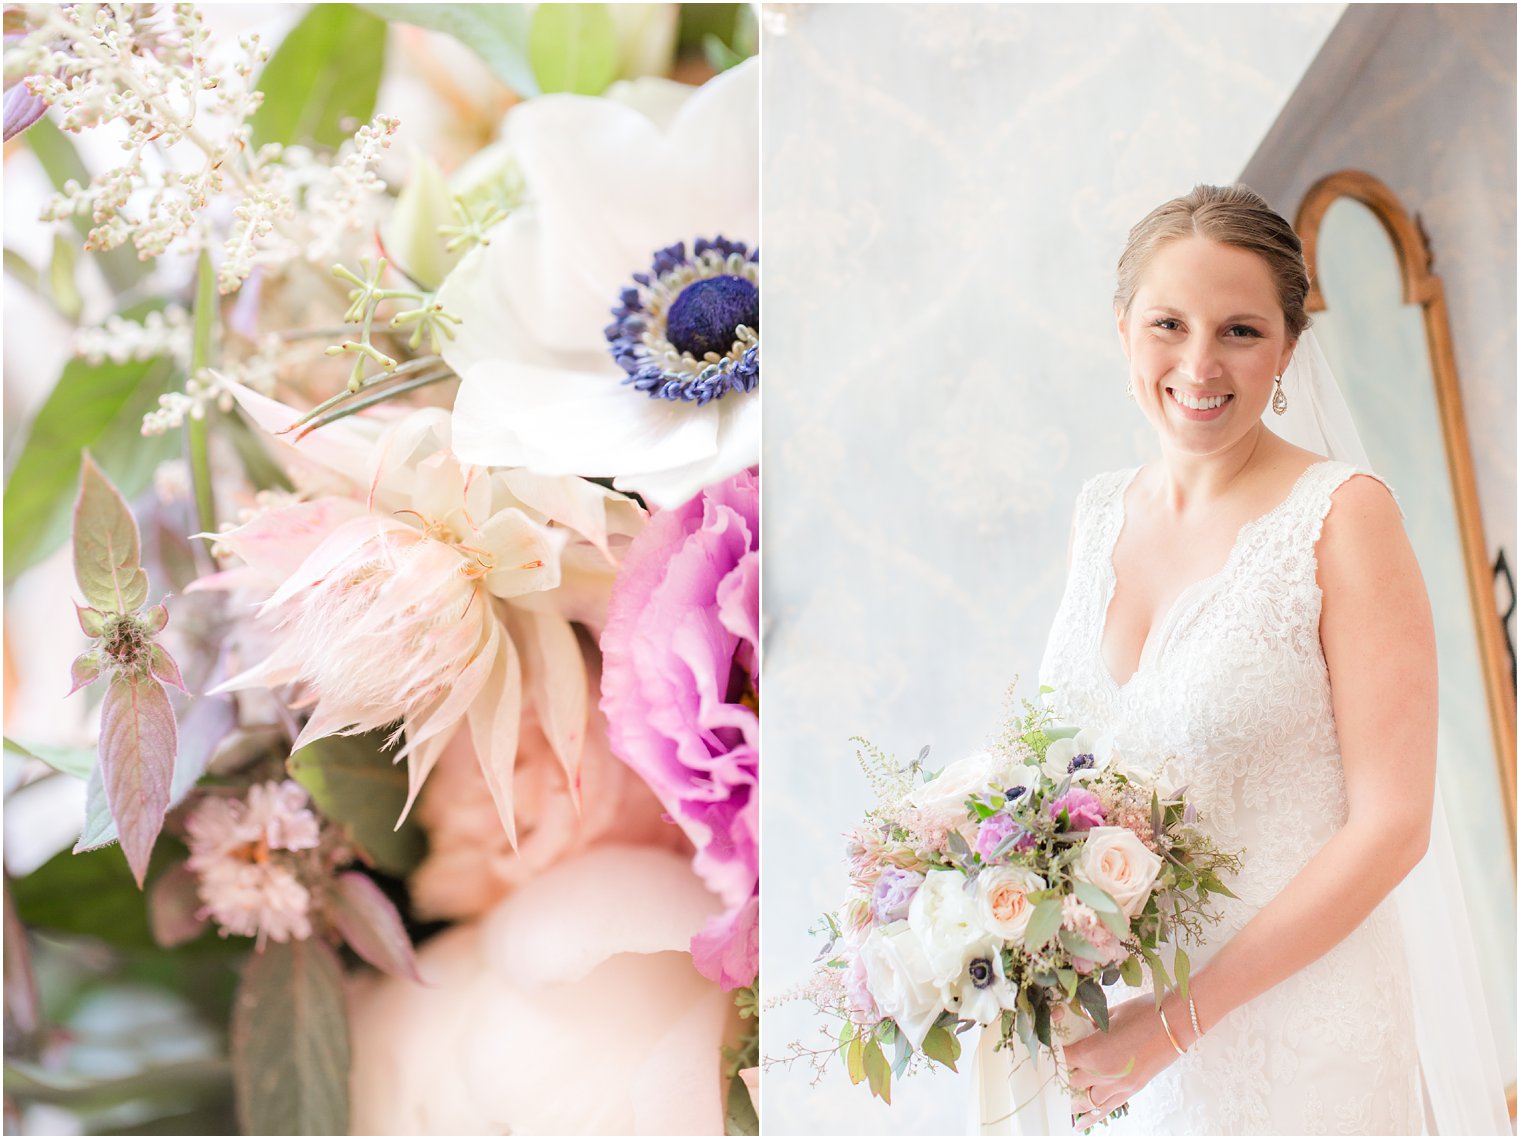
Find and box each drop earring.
[1272,374,1287,415]
[1125,377,1135,399]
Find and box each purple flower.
[1049,787,1107,831]
[872,866,924,923]
[3,82,46,143]
[975,813,1020,861]
[600,469,758,989]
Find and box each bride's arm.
[1068,474,1436,1126]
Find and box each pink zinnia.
[599,469,758,990]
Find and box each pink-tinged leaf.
[148,643,187,693]
[98,672,176,888]
[148,861,208,948]
[468,629,523,847]
[143,603,169,636]
[73,452,149,614]
[329,871,424,984]
[68,651,103,696]
[510,607,587,808]
[231,937,350,1136]
[74,603,109,637]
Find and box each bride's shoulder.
[1073,465,1142,505]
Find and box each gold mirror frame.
[1296,169,1518,852]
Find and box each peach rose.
[977,866,1047,942]
[348,845,731,1134]
[1073,826,1164,918]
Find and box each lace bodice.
[1037,460,1421,1135]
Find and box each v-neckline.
[1097,460,1333,692]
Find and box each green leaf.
[845,1034,864,1085]
[921,1024,960,1072]
[287,733,426,876]
[528,3,618,95]
[72,453,148,613]
[1174,945,1191,1002]
[1058,928,1102,963]
[188,251,217,544]
[1071,879,1120,914]
[676,2,742,50]
[3,736,95,780]
[1139,946,1173,1002]
[232,938,350,1135]
[1022,896,1062,952]
[862,1037,891,1105]
[98,672,176,888]
[724,1068,758,1136]
[1076,980,1110,1032]
[76,760,117,852]
[1034,999,1051,1047]
[9,843,178,948]
[47,231,82,320]
[251,4,388,150]
[359,4,537,96]
[23,117,145,293]
[5,346,177,586]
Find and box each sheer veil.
[1276,330,1510,1136]
[972,331,1511,1136]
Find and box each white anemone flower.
[1042,728,1117,784]
[198,385,644,844]
[436,60,758,510]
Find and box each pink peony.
[1049,787,1107,831]
[599,469,758,990]
[347,846,730,1134]
[409,684,683,922]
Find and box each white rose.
[857,921,943,1050]
[1073,826,1165,918]
[1043,728,1116,783]
[907,869,997,986]
[976,866,1048,942]
[912,751,1009,815]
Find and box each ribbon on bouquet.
[970,1026,1075,1136]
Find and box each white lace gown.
[1037,460,1423,1135]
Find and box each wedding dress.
[1032,459,1423,1134]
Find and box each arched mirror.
[1296,170,1517,1109]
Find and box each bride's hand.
[1063,994,1189,1130]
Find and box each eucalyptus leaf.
[287,733,426,876]
[3,736,95,780]
[250,4,387,150]
[528,3,617,95]
[4,342,177,585]
[360,4,537,96]
[1034,999,1051,1048]
[1057,928,1102,962]
[1071,879,1121,915]
[231,938,350,1135]
[1119,954,1143,987]
[845,1034,864,1085]
[1076,979,1110,1032]
[1174,945,1191,1001]
[1022,896,1062,952]
[921,1024,960,1072]
[862,1037,891,1104]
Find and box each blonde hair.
[1115,184,1311,340]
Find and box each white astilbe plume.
[10,4,398,291]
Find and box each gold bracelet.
[1158,1004,1187,1056]
[1188,996,1203,1039]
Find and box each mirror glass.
[1311,194,1516,1084]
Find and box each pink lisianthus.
[1049,787,1107,831]
[599,469,758,990]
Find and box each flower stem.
[187,250,217,563]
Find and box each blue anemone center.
[665,275,759,359]
[1069,753,1096,773]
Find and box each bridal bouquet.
[3,5,756,1135]
[796,692,1241,1107]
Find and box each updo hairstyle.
[1114,184,1311,340]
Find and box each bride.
[1021,184,1507,1135]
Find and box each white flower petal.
[452,358,720,477]
[612,391,759,509]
